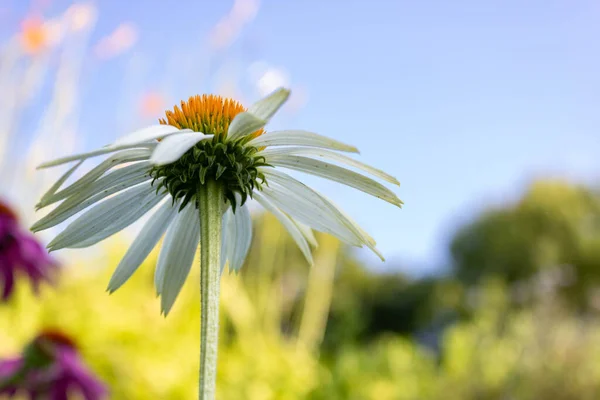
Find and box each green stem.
[197,180,223,400]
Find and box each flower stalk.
[197,180,223,400]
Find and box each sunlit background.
[1,0,600,399]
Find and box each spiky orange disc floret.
[158,94,264,141]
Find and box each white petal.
[248,87,290,120]
[248,130,358,153]
[259,147,399,185]
[157,204,200,315]
[32,163,152,232]
[315,192,385,261]
[37,143,155,169]
[107,200,178,293]
[155,207,180,295]
[113,125,189,147]
[260,169,362,245]
[264,169,383,259]
[227,112,267,141]
[150,131,214,166]
[228,205,252,272]
[38,149,152,208]
[266,155,403,207]
[220,210,232,273]
[227,87,290,140]
[38,160,84,208]
[60,187,167,250]
[253,192,313,265]
[291,218,318,248]
[47,182,159,250]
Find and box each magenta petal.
[56,349,106,400]
[0,258,16,300]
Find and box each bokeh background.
[1,0,600,399]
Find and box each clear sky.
[4,0,600,275]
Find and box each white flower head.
[32,88,402,315]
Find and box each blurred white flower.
[94,23,138,60]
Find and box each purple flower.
[0,200,57,301]
[0,330,107,399]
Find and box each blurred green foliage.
[451,180,600,307]
[3,179,600,399]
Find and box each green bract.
[150,138,270,212]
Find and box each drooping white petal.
[113,125,189,147]
[155,207,180,295]
[220,210,232,272]
[227,87,290,140]
[107,200,178,293]
[227,112,267,141]
[263,169,384,260]
[315,192,385,261]
[38,149,152,208]
[47,182,159,250]
[59,186,167,250]
[248,87,290,120]
[259,147,399,185]
[291,218,318,248]
[150,131,214,166]
[38,160,84,208]
[261,169,364,245]
[157,204,200,315]
[258,173,361,246]
[228,205,252,272]
[37,143,155,169]
[266,155,403,207]
[253,192,313,265]
[248,130,358,153]
[32,162,152,232]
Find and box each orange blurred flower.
[20,16,47,54]
[139,92,165,117]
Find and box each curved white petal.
[113,125,189,147]
[263,169,384,260]
[315,192,385,261]
[227,87,290,140]
[258,178,360,246]
[68,187,167,249]
[38,148,152,208]
[291,218,318,248]
[47,182,159,250]
[32,163,152,232]
[248,87,290,120]
[248,130,358,153]
[227,112,266,141]
[220,209,232,272]
[150,131,213,166]
[228,205,252,272]
[259,147,399,185]
[107,200,178,293]
[253,191,313,265]
[266,155,403,207]
[38,160,84,208]
[157,204,200,315]
[37,143,155,169]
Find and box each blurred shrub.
[451,180,600,308]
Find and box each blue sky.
[6,0,600,275]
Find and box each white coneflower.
[32,88,402,399]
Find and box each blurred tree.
[323,257,465,350]
[450,180,600,308]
